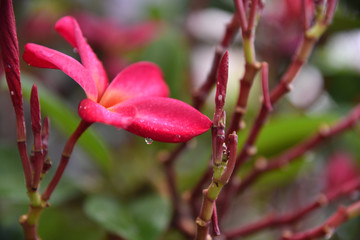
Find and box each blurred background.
[1,0,360,239]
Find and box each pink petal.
[75,13,162,51]
[55,16,108,98]
[78,99,135,129]
[99,62,169,108]
[109,97,212,143]
[23,43,98,101]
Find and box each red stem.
[247,0,258,31]
[282,202,354,240]
[219,2,338,218]
[301,0,310,31]
[324,0,338,25]
[193,15,239,110]
[30,85,43,190]
[235,104,360,195]
[261,62,272,111]
[225,178,360,239]
[234,0,248,30]
[162,142,187,225]
[41,120,91,201]
[0,0,32,190]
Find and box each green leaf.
[130,194,171,240]
[84,195,137,239]
[84,194,171,240]
[19,74,113,172]
[0,146,28,204]
[39,204,104,240]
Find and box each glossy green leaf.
[19,74,113,172]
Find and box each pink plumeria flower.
[23,16,211,143]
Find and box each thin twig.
[282,200,360,240]
[225,178,360,239]
[0,0,32,190]
[234,103,360,196]
[42,120,91,201]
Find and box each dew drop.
[218,94,223,101]
[176,134,181,139]
[10,91,14,96]
[83,106,87,110]
[324,227,334,240]
[145,138,153,145]
[7,64,11,69]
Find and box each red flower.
[325,152,359,193]
[23,16,211,143]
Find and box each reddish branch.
[215,0,339,221]
[164,12,240,231]
[195,52,238,240]
[42,120,91,201]
[233,0,338,176]
[195,133,238,240]
[30,85,44,190]
[260,62,272,111]
[282,200,360,240]
[192,14,240,110]
[225,178,360,239]
[226,0,261,137]
[235,103,360,196]
[0,0,32,190]
[191,0,263,216]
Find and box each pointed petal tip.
[112,97,212,143]
[55,16,77,46]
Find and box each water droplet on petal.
[325,227,334,240]
[145,138,153,145]
[176,135,181,139]
[83,106,87,110]
[10,91,14,96]
[7,64,11,69]
[218,94,223,101]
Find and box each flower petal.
[78,99,135,129]
[55,16,108,98]
[23,43,98,101]
[109,97,212,143]
[99,62,169,108]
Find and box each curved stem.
[42,120,91,202]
